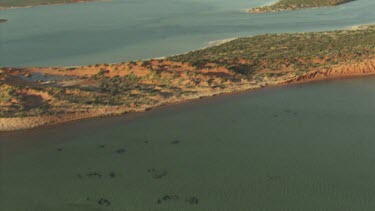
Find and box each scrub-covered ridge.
[170,25,374,76]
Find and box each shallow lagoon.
[1,0,375,67]
[1,77,375,210]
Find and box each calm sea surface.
[1,78,375,210]
[0,0,374,67]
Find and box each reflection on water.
[1,77,375,210]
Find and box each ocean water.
[1,77,375,210]
[0,0,374,67]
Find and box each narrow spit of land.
[249,0,355,13]
[1,25,374,131]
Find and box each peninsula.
[249,0,355,13]
[1,25,374,131]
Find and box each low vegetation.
[0,60,239,117]
[169,25,375,76]
[249,0,355,13]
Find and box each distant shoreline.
[0,0,98,10]
[248,0,355,13]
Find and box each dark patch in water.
[163,194,179,200]
[115,148,126,154]
[156,194,199,205]
[171,140,180,144]
[148,168,167,179]
[156,194,179,204]
[87,172,102,178]
[56,148,63,152]
[186,196,199,205]
[98,145,105,148]
[284,109,292,113]
[109,172,116,178]
[79,172,117,179]
[98,198,111,207]
[283,109,298,116]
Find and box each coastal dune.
[293,58,375,82]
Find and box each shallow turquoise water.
[0,0,374,67]
[1,77,375,210]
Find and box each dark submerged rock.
[148,168,168,179]
[115,148,126,154]
[156,194,180,204]
[156,194,198,205]
[186,196,199,205]
[164,194,179,200]
[87,172,102,178]
[98,198,111,207]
